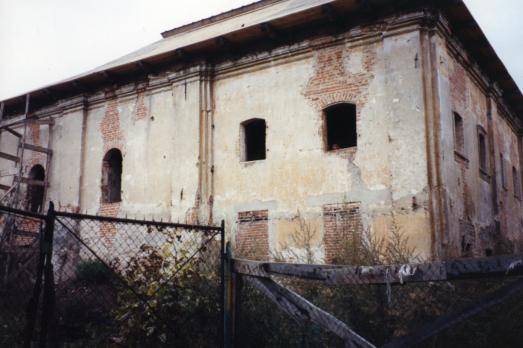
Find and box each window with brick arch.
[26,164,45,213]
[323,103,357,151]
[241,118,266,161]
[101,148,122,203]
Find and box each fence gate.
[0,202,225,347]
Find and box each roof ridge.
[160,0,284,38]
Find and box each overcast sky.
[0,0,521,101]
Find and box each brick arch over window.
[101,148,122,203]
[26,164,45,213]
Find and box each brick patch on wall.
[28,120,45,166]
[236,210,269,260]
[323,202,363,263]
[98,202,121,248]
[101,96,123,152]
[304,44,377,113]
[135,90,148,121]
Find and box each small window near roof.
[454,112,464,154]
[500,154,507,190]
[477,126,488,173]
[324,103,357,151]
[241,118,266,162]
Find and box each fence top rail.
[54,210,223,232]
[0,204,46,220]
[233,253,523,285]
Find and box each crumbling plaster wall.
[434,31,523,258]
[212,29,432,261]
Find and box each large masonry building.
[0,0,522,262]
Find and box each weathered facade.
[0,0,522,262]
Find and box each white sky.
[0,0,521,101]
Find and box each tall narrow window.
[453,112,464,154]
[101,149,122,203]
[500,154,507,190]
[513,166,521,199]
[26,164,45,212]
[324,103,357,151]
[477,127,488,173]
[241,119,266,161]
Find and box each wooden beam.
[234,254,523,285]
[17,177,46,187]
[259,22,279,40]
[247,277,376,348]
[382,277,523,348]
[0,102,4,121]
[99,71,117,85]
[20,143,52,155]
[24,93,30,116]
[0,184,11,191]
[0,151,20,163]
[4,127,22,138]
[72,80,90,94]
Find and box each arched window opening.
[26,164,45,213]
[324,103,357,151]
[101,149,122,203]
[241,118,266,161]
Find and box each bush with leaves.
[113,239,221,347]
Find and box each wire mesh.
[236,268,523,348]
[51,212,223,347]
[0,206,44,346]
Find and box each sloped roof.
[1,0,521,119]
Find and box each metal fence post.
[23,221,46,348]
[224,241,233,348]
[220,220,226,348]
[39,201,56,348]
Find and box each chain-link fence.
[0,203,224,347]
[230,257,523,348]
[0,205,45,347]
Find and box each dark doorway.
[102,149,123,203]
[26,164,45,213]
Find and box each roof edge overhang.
[1,0,521,122]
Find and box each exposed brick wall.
[100,96,123,152]
[28,120,45,167]
[98,202,120,247]
[323,202,363,263]
[12,217,42,247]
[99,95,123,248]
[236,210,269,260]
[135,90,148,121]
[304,43,377,113]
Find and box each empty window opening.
[500,154,507,190]
[513,166,521,199]
[478,128,487,172]
[26,164,45,213]
[324,103,357,151]
[242,119,266,161]
[102,148,122,203]
[454,112,464,153]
